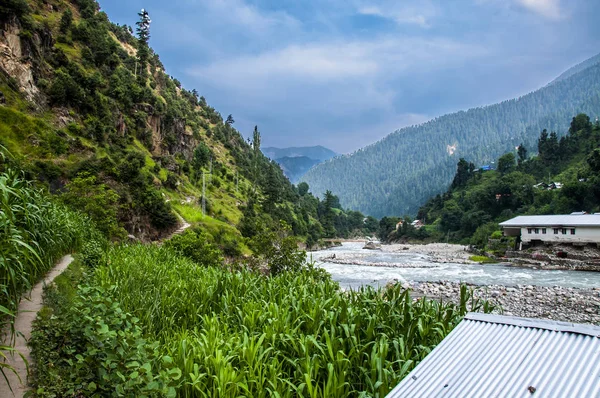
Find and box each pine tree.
[59,8,73,34]
[135,9,151,82]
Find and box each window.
[542,228,546,234]
[571,229,576,235]
[553,228,559,234]
[527,228,532,234]
[562,228,567,235]
[534,228,539,234]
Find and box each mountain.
[263,146,337,162]
[262,145,337,183]
[550,53,600,85]
[302,54,600,218]
[273,156,320,183]
[0,0,369,247]
[412,113,600,247]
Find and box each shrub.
[30,285,180,397]
[80,240,105,268]
[163,229,223,267]
[249,222,306,275]
[61,174,126,239]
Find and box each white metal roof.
[386,313,600,398]
[499,214,600,227]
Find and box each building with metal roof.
[386,312,600,398]
[499,214,600,249]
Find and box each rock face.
[404,281,600,325]
[146,114,196,159]
[0,17,45,103]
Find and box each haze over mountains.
[302,54,600,218]
[263,146,337,183]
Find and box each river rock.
[363,241,381,250]
[402,281,600,326]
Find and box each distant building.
[386,313,600,397]
[499,214,600,249]
[411,220,424,229]
[480,165,493,171]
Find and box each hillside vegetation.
[302,55,600,218]
[379,114,600,248]
[0,0,372,249]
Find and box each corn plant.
[91,244,493,397]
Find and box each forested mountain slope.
[302,55,600,218]
[551,53,600,85]
[263,145,337,162]
[0,0,370,248]
[412,114,600,246]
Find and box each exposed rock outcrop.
[0,16,50,105]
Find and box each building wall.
[520,226,600,243]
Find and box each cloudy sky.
[98,0,599,153]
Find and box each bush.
[249,222,306,275]
[30,285,180,397]
[62,174,126,239]
[163,229,223,267]
[80,240,105,268]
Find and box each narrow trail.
[0,214,191,396]
[0,255,74,397]
[0,215,191,396]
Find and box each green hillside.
[302,55,600,218]
[402,114,600,247]
[0,0,372,248]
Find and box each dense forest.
[302,55,600,218]
[0,0,373,252]
[380,114,600,247]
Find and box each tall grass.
[0,167,95,317]
[95,244,492,397]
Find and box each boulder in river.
[363,241,381,250]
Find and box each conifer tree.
[135,9,151,82]
[59,8,73,34]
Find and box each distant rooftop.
[499,214,600,227]
[386,313,600,398]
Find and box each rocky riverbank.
[403,281,600,325]
[320,242,475,268]
[383,243,474,264]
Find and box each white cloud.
[186,35,486,148]
[515,0,562,19]
[188,37,484,87]
[186,0,301,36]
[357,2,435,28]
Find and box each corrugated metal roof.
[499,214,600,227]
[386,313,600,398]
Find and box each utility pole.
[202,172,206,216]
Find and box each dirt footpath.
[0,255,74,397]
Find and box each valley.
[0,0,598,396]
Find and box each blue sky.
[97,0,599,153]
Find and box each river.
[309,242,600,290]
